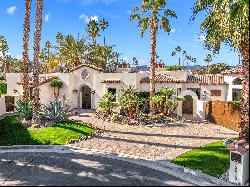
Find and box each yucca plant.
[40,100,70,122]
[14,99,33,120]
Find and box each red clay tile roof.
[140,74,185,83]
[187,74,226,85]
[221,66,243,75]
[70,64,104,72]
[17,76,58,86]
[141,74,227,85]
[101,79,121,83]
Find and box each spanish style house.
[5,63,243,119]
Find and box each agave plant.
[14,99,33,120]
[40,100,70,122]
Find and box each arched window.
[233,78,242,85]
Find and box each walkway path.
[70,110,238,161]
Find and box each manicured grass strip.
[171,141,230,177]
[0,116,95,146]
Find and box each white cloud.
[44,14,50,22]
[79,14,98,24]
[90,15,98,22]
[195,34,206,42]
[170,28,176,33]
[6,6,17,14]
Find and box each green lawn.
[171,141,231,177]
[0,116,95,146]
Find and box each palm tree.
[152,95,164,113]
[192,0,249,141]
[171,46,182,66]
[22,0,32,100]
[130,0,177,114]
[32,0,43,124]
[86,19,100,46]
[50,79,63,100]
[119,85,137,119]
[99,18,109,46]
[159,87,176,115]
[0,36,10,76]
[204,54,212,74]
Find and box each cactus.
[40,100,70,122]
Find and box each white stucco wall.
[5,69,238,112]
[197,100,207,120]
[0,97,6,116]
[224,75,243,101]
[39,73,70,106]
[6,73,24,96]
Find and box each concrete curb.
[155,160,236,186]
[66,145,235,186]
[0,145,236,186]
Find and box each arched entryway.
[81,86,91,109]
[177,90,198,117]
[182,95,193,115]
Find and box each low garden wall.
[205,101,240,131]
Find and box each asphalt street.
[0,151,194,186]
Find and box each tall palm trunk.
[239,39,249,141]
[92,35,96,46]
[22,0,32,100]
[149,16,157,114]
[32,0,43,123]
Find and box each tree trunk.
[149,16,157,114]
[239,39,249,142]
[22,0,32,100]
[128,104,133,119]
[159,101,163,113]
[136,103,140,114]
[92,35,96,46]
[165,95,168,115]
[32,0,43,124]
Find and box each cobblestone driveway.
[69,110,238,161]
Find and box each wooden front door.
[81,86,91,109]
[182,95,193,115]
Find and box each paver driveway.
[70,110,238,161]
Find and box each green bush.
[98,92,116,114]
[0,82,7,96]
[165,65,183,71]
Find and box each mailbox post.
[229,150,249,185]
[225,139,249,186]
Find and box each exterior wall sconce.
[73,89,78,93]
[13,89,18,94]
[91,90,95,94]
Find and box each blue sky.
[0,0,240,66]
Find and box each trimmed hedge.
[0,82,7,95]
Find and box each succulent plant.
[40,100,70,122]
[14,99,33,120]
